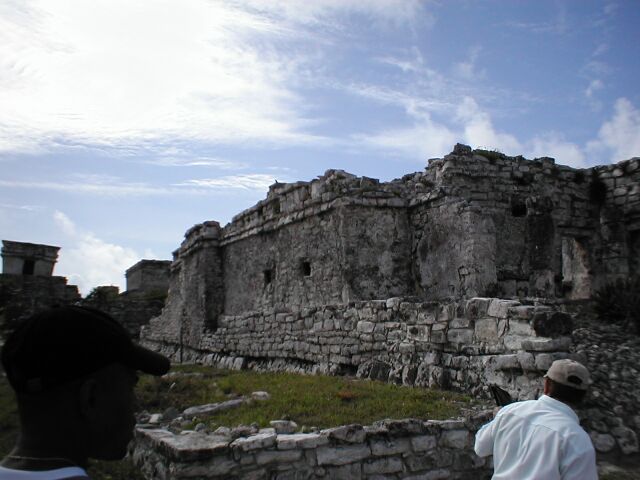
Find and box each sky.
[1,0,639,295]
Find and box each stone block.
[516,352,536,371]
[447,328,474,344]
[407,325,429,341]
[357,321,375,333]
[316,444,371,466]
[276,433,327,450]
[231,432,277,451]
[521,337,571,352]
[439,430,470,449]
[270,420,298,434]
[494,354,520,370]
[590,432,616,453]
[370,438,411,456]
[502,335,526,351]
[363,456,403,474]
[322,464,362,480]
[508,320,536,336]
[410,435,437,452]
[255,449,303,465]
[465,297,492,318]
[474,318,498,342]
[322,424,366,443]
[612,427,639,454]
[449,317,472,329]
[405,470,450,480]
[487,299,520,318]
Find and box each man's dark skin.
[1,363,138,473]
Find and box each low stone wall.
[143,297,573,401]
[132,415,493,480]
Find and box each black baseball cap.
[1,306,170,393]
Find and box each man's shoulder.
[497,398,538,415]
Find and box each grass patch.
[0,365,472,478]
[204,370,469,430]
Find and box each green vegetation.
[137,364,471,429]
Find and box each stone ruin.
[136,144,640,474]
[0,243,171,340]
[0,240,80,335]
[80,259,172,339]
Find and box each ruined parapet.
[141,222,224,354]
[1,240,60,276]
[126,260,171,294]
[132,414,494,480]
[143,147,640,332]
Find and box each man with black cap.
[474,359,597,479]
[0,306,170,479]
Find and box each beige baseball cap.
[545,359,591,391]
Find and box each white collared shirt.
[475,395,597,480]
[0,466,89,479]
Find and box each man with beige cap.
[474,359,597,479]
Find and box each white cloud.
[53,211,141,295]
[587,98,640,162]
[454,46,485,80]
[526,133,586,168]
[0,178,168,196]
[148,156,248,169]
[585,79,604,99]
[456,97,522,154]
[354,119,456,160]
[0,0,329,153]
[177,174,280,190]
[0,0,432,155]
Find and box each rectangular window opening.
[301,261,311,277]
[22,259,35,275]
[263,269,273,286]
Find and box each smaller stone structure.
[0,240,80,335]
[126,260,171,294]
[1,240,59,276]
[80,259,171,339]
[132,414,493,480]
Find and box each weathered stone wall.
[406,146,640,299]
[132,415,493,480]
[1,240,60,276]
[145,146,640,339]
[223,204,412,315]
[126,260,171,294]
[0,274,80,337]
[143,297,573,401]
[80,286,166,340]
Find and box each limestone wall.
[142,297,573,401]
[0,274,80,336]
[132,415,493,480]
[126,260,171,294]
[146,146,640,337]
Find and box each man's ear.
[78,377,99,419]
[543,377,551,395]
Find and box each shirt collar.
[539,394,579,422]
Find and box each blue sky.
[1,0,639,294]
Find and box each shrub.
[593,276,640,334]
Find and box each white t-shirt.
[0,466,89,479]
[474,394,597,480]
